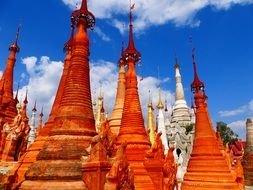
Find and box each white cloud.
[248,100,253,110]
[219,105,247,117]
[90,60,174,124]
[94,26,111,42]
[18,56,63,124]
[18,57,174,127]
[219,99,253,117]
[61,0,253,32]
[228,120,245,128]
[111,19,127,35]
[228,119,247,139]
[21,56,37,75]
[210,0,253,10]
[162,77,170,83]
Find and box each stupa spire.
[157,88,164,109]
[174,57,185,101]
[14,82,19,104]
[28,100,37,145]
[18,1,97,188]
[36,106,44,136]
[243,118,253,186]
[171,56,192,125]
[9,25,20,53]
[147,90,156,146]
[122,1,141,63]
[95,86,105,132]
[51,0,96,135]
[71,0,95,30]
[156,89,169,154]
[116,2,155,187]
[114,1,155,187]
[182,49,240,189]
[1,26,21,104]
[164,99,169,112]
[32,100,37,112]
[22,88,28,119]
[109,42,126,135]
[191,48,204,93]
[117,0,148,151]
[39,32,73,137]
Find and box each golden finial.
[157,88,164,109]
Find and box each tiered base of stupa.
[18,125,96,190]
[182,154,239,190]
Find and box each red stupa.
[7,0,97,189]
[0,27,20,127]
[182,49,242,189]
[115,3,156,189]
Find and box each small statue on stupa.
[105,142,134,190]
[1,102,30,161]
[163,146,178,190]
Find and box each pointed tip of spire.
[71,0,95,30]
[32,99,37,112]
[15,25,21,44]
[23,88,28,104]
[101,100,105,113]
[190,48,204,92]
[9,25,21,52]
[118,41,125,66]
[14,83,20,103]
[157,88,164,109]
[164,99,168,112]
[148,90,151,102]
[148,90,153,108]
[122,0,141,63]
[80,0,88,11]
[40,106,44,117]
[174,56,180,69]
[98,84,103,99]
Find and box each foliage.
[216,121,238,145]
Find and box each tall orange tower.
[115,3,155,189]
[40,35,72,136]
[18,0,96,189]
[0,27,20,124]
[181,49,239,190]
[4,33,74,189]
[109,44,126,135]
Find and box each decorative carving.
[163,147,178,190]
[105,142,134,190]
[91,120,116,157]
[234,158,244,190]
[146,132,164,160]
[1,103,30,161]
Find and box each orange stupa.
[4,31,74,189]
[18,0,96,189]
[109,43,126,135]
[181,49,240,189]
[39,33,72,136]
[115,4,155,189]
[0,27,20,125]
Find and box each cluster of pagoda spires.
[0,27,45,162]
[0,0,250,189]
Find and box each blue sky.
[0,0,253,139]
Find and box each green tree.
[216,121,238,145]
